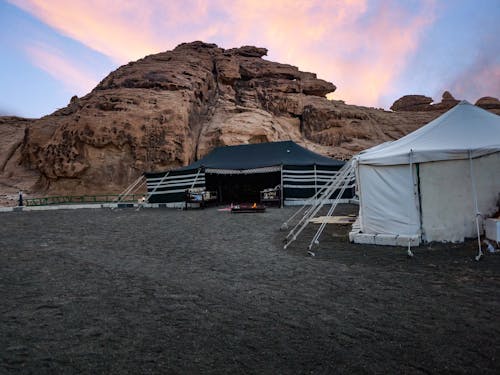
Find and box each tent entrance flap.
[205,171,281,203]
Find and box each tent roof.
[177,140,343,172]
[356,101,500,165]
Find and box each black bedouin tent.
[145,141,354,205]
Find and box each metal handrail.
[24,194,144,206]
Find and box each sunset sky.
[1,0,499,118]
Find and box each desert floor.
[1,205,499,374]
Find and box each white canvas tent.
[351,101,500,246]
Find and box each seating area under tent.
[144,141,355,207]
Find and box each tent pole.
[190,168,202,189]
[283,160,354,249]
[144,171,170,203]
[115,175,144,203]
[307,164,356,252]
[469,151,483,261]
[314,164,317,197]
[280,162,348,231]
[280,165,284,208]
[407,150,414,257]
[355,160,363,232]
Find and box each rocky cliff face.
[391,91,500,114]
[0,41,498,203]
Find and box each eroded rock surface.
[0,42,497,201]
[390,95,434,111]
[390,91,464,112]
[0,117,38,205]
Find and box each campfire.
[231,202,266,213]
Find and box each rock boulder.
[390,95,433,111]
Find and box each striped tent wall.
[145,164,355,205]
[283,165,355,204]
[146,169,205,203]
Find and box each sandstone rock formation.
[0,116,38,205]
[475,96,500,114]
[0,41,497,203]
[390,91,463,112]
[435,91,460,110]
[390,95,433,111]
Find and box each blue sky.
[0,0,499,118]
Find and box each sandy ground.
[1,205,499,374]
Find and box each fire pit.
[230,203,266,213]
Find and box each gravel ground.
[1,205,499,374]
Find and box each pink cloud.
[25,43,98,95]
[10,0,436,107]
[447,58,500,102]
[214,0,436,107]
[10,0,163,63]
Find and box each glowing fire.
[252,203,257,209]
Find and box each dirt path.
[1,206,499,374]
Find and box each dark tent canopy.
[145,141,353,205]
[176,140,344,171]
